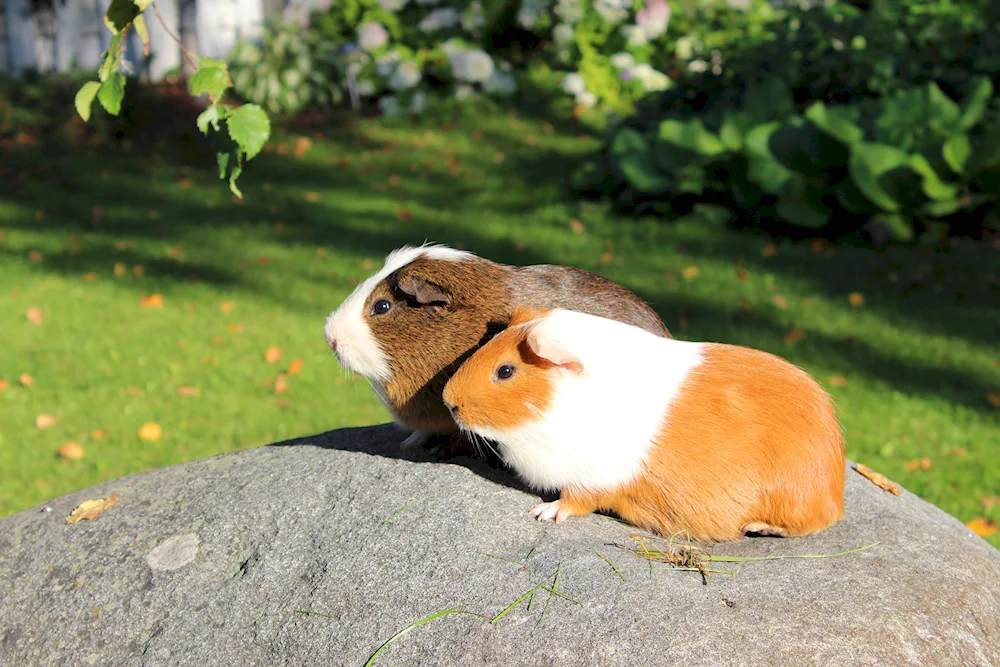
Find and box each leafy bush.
[584,75,1000,241]
[229,18,345,116]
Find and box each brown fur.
[362,255,670,435]
[444,307,845,542]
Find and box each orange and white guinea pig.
[442,306,846,542]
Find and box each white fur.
[461,309,704,493]
[323,243,472,381]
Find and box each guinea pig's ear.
[508,306,548,328]
[524,326,584,375]
[396,274,451,305]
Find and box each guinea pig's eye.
[496,364,515,380]
[371,299,392,316]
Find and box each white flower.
[675,36,694,60]
[576,90,597,108]
[379,95,401,115]
[462,2,486,31]
[594,0,629,24]
[483,69,517,96]
[376,51,402,77]
[554,0,584,24]
[621,24,648,47]
[610,52,635,69]
[517,0,542,28]
[635,0,670,41]
[449,48,495,83]
[441,38,465,57]
[631,62,670,91]
[419,7,460,31]
[389,60,422,90]
[553,23,575,45]
[688,59,708,73]
[409,91,427,114]
[356,80,376,96]
[455,84,476,99]
[378,0,408,10]
[561,72,586,95]
[357,22,389,52]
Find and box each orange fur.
[444,307,846,542]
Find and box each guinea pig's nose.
[445,401,459,417]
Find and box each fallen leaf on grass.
[848,292,865,307]
[226,323,243,333]
[569,219,584,234]
[176,177,194,188]
[783,328,805,345]
[362,259,375,270]
[139,294,164,309]
[0,379,7,392]
[177,386,199,397]
[904,457,933,471]
[220,302,235,313]
[83,272,97,281]
[966,517,998,538]
[132,265,144,277]
[265,347,282,364]
[293,136,313,158]
[114,262,126,277]
[168,247,183,259]
[90,429,108,439]
[287,359,305,377]
[947,447,966,457]
[274,373,288,394]
[987,392,1000,408]
[59,442,85,460]
[854,463,900,495]
[28,250,43,262]
[600,252,613,265]
[138,423,162,442]
[395,209,413,222]
[316,248,327,258]
[388,175,401,187]
[305,192,320,202]
[127,387,144,396]
[982,496,1000,510]
[736,269,749,281]
[26,306,44,325]
[761,243,777,257]
[739,296,752,312]
[828,376,849,387]
[66,493,118,524]
[36,414,56,429]
[682,266,700,280]
[20,373,34,387]
[773,295,789,309]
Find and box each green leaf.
[776,196,831,229]
[909,154,958,201]
[104,0,140,33]
[959,77,993,130]
[805,102,864,145]
[189,58,231,102]
[874,82,961,152]
[217,148,244,198]
[744,76,795,124]
[872,212,914,242]
[611,129,672,195]
[718,116,743,151]
[967,123,1000,174]
[133,0,155,9]
[747,157,793,194]
[133,14,149,49]
[98,33,123,82]
[658,119,726,157]
[196,104,222,135]
[97,73,126,116]
[922,198,963,218]
[849,143,911,212]
[74,81,102,122]
[226,104,271,161]
[941,134,972,175]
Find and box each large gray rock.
[1,424,998,666]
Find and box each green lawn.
[1,98,998,549]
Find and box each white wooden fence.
[0,0,325,81]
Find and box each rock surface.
[1,424,998,666]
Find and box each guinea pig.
[323,244,670,447]
[441,306,845,542]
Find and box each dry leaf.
[274,373,289,394]
[293,136,313,158]
[854,463,900,495]
[388,175,401,187]
[36,413,56,429]
[20,373,34,388]
[987,392,1000,408]
[848,292,865,307]
[600,252,613,265]
[132,265,144,277]
[362,259,375,270]
[305,192,320,202]
[966,517,998,538]
[177,177,194,188]
[982,496,1000,510]
[66,493,119,524]
[682,266,700,280]
[220,302,235,313]
[800,298,814,307]
[904,457,933,471]
[138,423,163,442]
[316,248,327,258]
[265,347,282,364]
[28,250,43,262]
[569,219,584,234]
[226,323,243,334]
[59,442,85,460]
[168,247,183,258]
[139,294,164,309]
[177,386,199,397]
[811,239,827,251]
[739,296,752,312]
[395,209,413,222]
[26,306,44,325]
[83,272,97,281]
[493,153,505,164]
[761,243,777,257]
[287,359,305,377]
[113,240,132,250]
[736,269,749,281]
[127,387,144,396]
[773,295,789,309]
[90,429,108,439]
[828,376,849,387]
[947,447,966,457]
[0,379,7,392]
[783,328,805,345]
[114,262,126,277]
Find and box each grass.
[1,89,998,549]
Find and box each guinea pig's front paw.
[401,430,433,449]
[531,500,572,524]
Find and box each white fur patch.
[462,309,704,493]
[323,243,472,381]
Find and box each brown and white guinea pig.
[323,244,670,447]
[441,306,845,542]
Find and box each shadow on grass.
[1,102,997,416]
